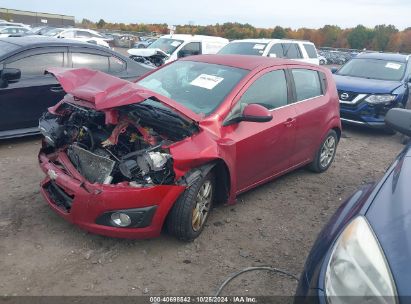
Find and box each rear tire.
[309,130,338,173]
[167,172,215,241]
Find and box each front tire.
[309,130,338,173]
[167,172,214,241]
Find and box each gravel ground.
[0,126,405,297]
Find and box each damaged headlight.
[145,152,171,171]
[119,151,172,184]
[39,114,65,147]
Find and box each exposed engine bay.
[128,48,169,67]
[39,99,198,186]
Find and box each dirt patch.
[0,126,405,296]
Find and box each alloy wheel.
[320,136,336,168]
[192,180,213,232]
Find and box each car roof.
[160,34,228,42]
[0,36,103,48]
[356,52,409,62]
[0,26,26,29]
[182,54,318,70]
[0,37,123,61]
[230,38,314,44]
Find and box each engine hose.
[214,266,299,297]
[82,126,95,151]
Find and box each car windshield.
[148,38,184,55]
[137,60,249,116]
[337,58,406,81]
[43,28,64,37]
[218,42,268,56]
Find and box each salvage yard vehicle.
[318,55,327,65]
[0,26,29,37]
[127,34,229,67]
[40,28,111,48]
[133,37,157,49]
[218,39,320,65]
[0,37,152,139]
[333,52,410,133]
[295,108,411,303]
[38,55,341,241]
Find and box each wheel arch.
[175,159,231,205]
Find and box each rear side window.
[72,53,109,72]
[6,52,64,78]
[180,42,201,55]
[61,30,75,38]
[76,31,92,38]
[237,70,288,110]
[291,69,322,101]
[267,43,284,58]
[282,43,302,59]
[109,56,126,73]
[303,44,318,58]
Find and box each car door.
[288,67,329,165]
[222,67,297,192]
[177,42,202,58]
[0,47,67,133]
[69,47,129,79]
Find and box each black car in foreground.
[0,37,153,139]
[295,108,411,303]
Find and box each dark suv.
[333,52,410,132]
[0,37,152,139]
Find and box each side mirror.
[385,108,411,137]
[242,103,273,122]
[224,103,272,126]
[331,67,338,74]
[268,53,277,58]
[0,68,21,88]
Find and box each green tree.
[320,25,342,47]
[271,26,286,38]
[97,19,106,29]
[372,24,398,51]
[347,25,373,49]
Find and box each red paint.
[40,55,341,238]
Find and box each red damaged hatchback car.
[38,55,341,241]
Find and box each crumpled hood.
[334,74,402,94]
[127,48,169,58]
[46,68,201,121]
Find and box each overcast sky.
[2,0,410,30]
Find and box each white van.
[218,39,320,65]
[128,34,229,67]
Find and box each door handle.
[284,117,296,127]
[50,85,64,93]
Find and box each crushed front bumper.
[38,151,185,239]
[340,99,402,129]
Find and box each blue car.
[295,108,411,303]
[334,52,410,132]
